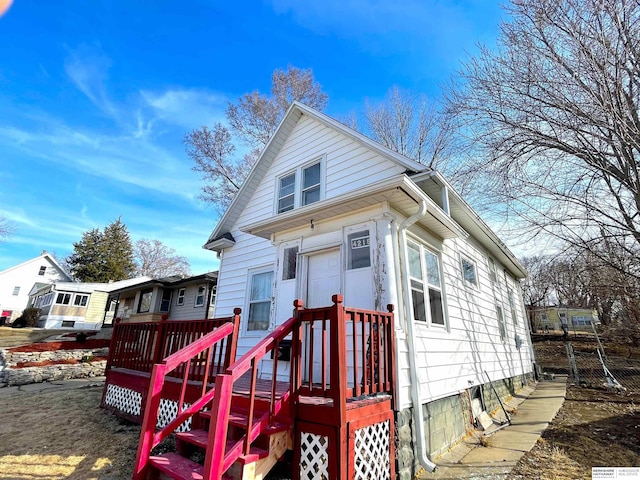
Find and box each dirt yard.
[1,329,639,479]
[508,334,640,479]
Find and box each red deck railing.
[292,294,396,410]
[106,315,239,379]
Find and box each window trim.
[461,257,478,286]
[12,286,20,296]
[406,238,448,329]
[496,304,506,342]
[176,288,186,306]
[73,294,89,307]
[194,284,206,307]
[138,289,153,313]
[56,292,72,305]
[160,289,172,313]
[507,289,518,326]
[38,266,47,276]
[245,266,274,336]
[275,157,325,214]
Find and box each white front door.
[303,248,342,383]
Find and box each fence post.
[566,342,580,384]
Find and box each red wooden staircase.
[132,316,298,480]
[123,295,398,480]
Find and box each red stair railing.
[203,314,298,479]
[131,310,241,480]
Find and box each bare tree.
[134,239,191,278]
[364,86,456,169]
[521,255,555,331]
[448,0,640,264]
[186,66,328,211]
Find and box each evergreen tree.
[67,218,136,282]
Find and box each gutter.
[395,199,438,473]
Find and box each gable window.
[73,294,89,307]
[138,289,153,313]
[347,231,371,269]
[496,305,506,341]
[38,266,47,276]
[283,246,298,280]
[56,292,71,305]
[276,160,323,213]
[278,173,296,213]
[507,289,518,325]
[461,258,477,286]
[302,162,321,206]
[195,285,206,307]
[247,270,273,332]
[12,286,20,296]
[160,289,172,312]
[176,288,186,306]
[407,240,446,326]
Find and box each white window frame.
[38,266,47,276]
[496,304,506,341]
[245,266,274,336]
[73,294,89,307]
[176,288,186,306]
[406,238,448,329]
[56,292,72,305]
[194,284,206,307]
[461,257,478,286]
[507,289,518,325]
[275,157,324,214]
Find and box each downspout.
[395,199,438,473]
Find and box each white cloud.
[141,88,228,130]
[64,45,118,119]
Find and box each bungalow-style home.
[0,251,72,324]
[106,272,217,323]
[103,102,534,480]
[531,306,599,332]
[29,277,151,330]
[203,102,533,475]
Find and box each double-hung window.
[461,257,477,286]
[507,289,518,325]
[496,305,506,341]
[407,240,446,326]
[195,285,206,307]
[247,270,274,332]
[56,292,71,305]
[277,160,322,213]
[176,288,186,306]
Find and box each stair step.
[176,429,209,449]
[174,429,270,463]
[149,452,203,480]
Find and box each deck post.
[227,308,242,366]
[152,316,167,365]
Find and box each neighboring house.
[107,272,217,323]
[203,102,534,466]
[531,306,599,331]
[29,277,151,330]
[0,251,72,324]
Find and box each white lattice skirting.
[354,420,391,480]
[299,432,330,480]
[103,384,191,432]
[104,384,142,417]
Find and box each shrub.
[12,308,41,328]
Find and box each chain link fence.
[532,336,640,393]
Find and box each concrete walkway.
[422,376,567,479]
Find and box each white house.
[29,277,151,330]
[0,251,72,324]
[204,102,534,474]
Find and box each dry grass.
[0,327,69,348]
[0,386,139,480]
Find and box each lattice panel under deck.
[156,398,192,432]
[299,432,330,480]
[104,384,142,417]
[353,420,390,480]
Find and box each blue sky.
[0,0,505,274]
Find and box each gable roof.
[204,101,429,248]
[0,251,72,281]
[203,102,526,279]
